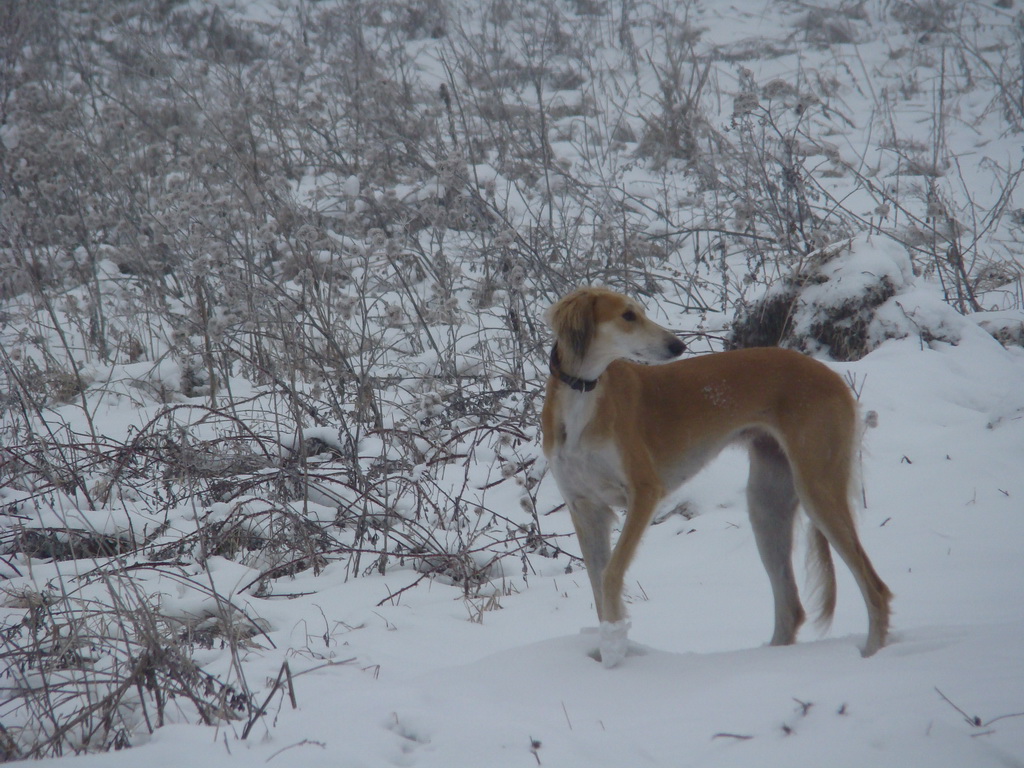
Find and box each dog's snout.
[667,337,686,357]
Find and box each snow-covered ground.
[3,0,1024,765]
[22,312,1024,767]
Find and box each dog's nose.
[667,337,686,357]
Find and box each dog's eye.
[622,310,637,322]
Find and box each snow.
[4,0,1024,765]
[803,235,915,309]
[16,288,1023,768]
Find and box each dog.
[541,287,892,667]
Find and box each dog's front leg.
[567,499,615,621]
[598,474,663,668]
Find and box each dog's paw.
[598,620,631,668]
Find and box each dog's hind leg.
[787,437,892,656]
[798,484,892,656]
[747,435,805,646]
[567,499,615,622]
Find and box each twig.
[936,687,1024,730]
[984,711,1024,727]
[242,662,298,740]
[375,571,436,607]
[936,686,982,727]
[265,739,326,762]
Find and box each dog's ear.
[546,290,595,360]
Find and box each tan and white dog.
[541,287,891,667]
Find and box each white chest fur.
[548,389,628,508]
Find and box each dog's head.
[546,287,685,374]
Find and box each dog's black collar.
[549,344,598,393]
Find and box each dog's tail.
[806,526,837,629]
